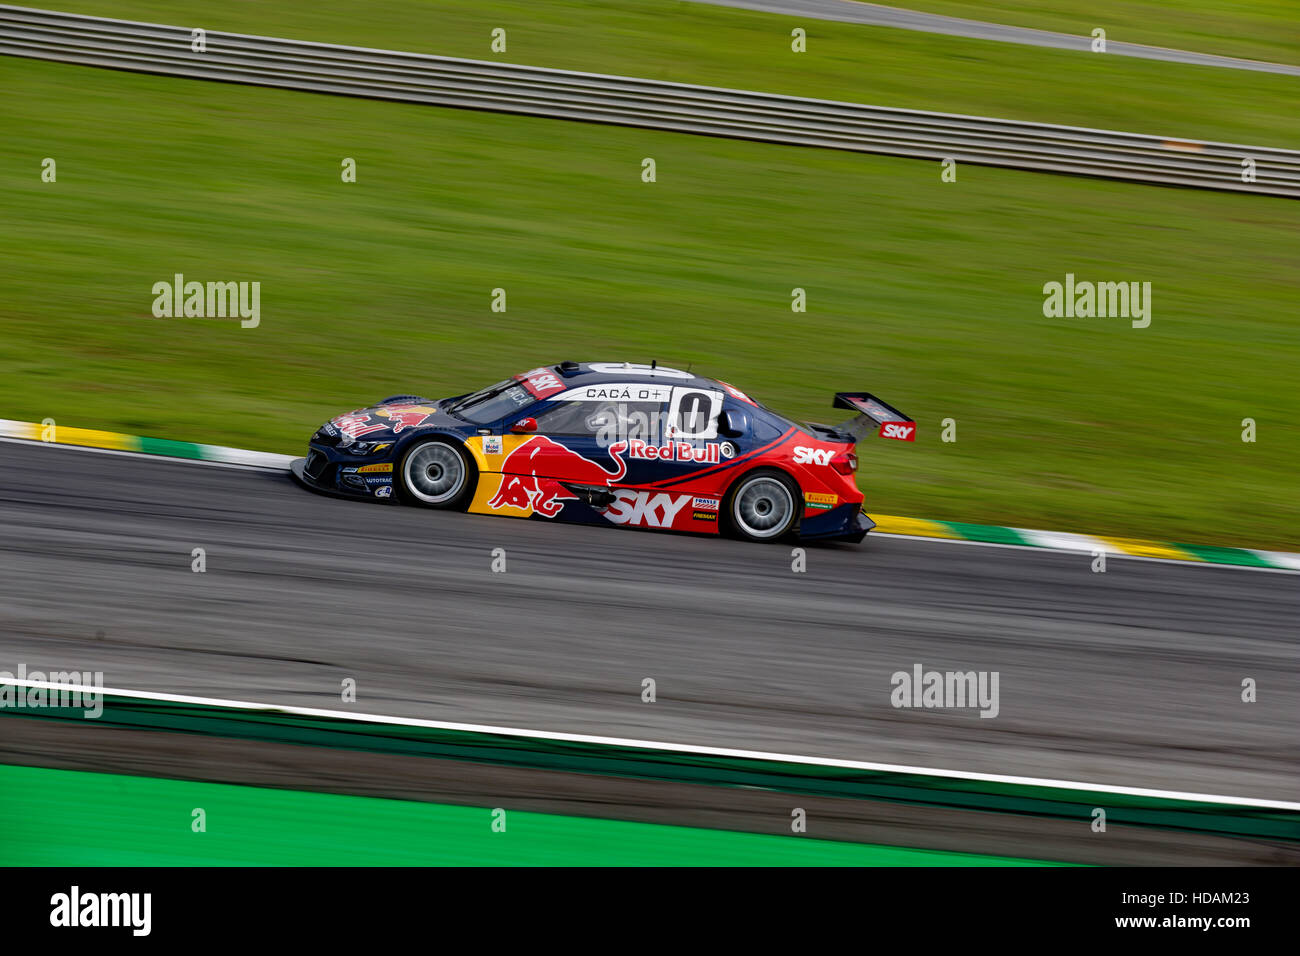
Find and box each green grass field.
[38,0,1299,148]
[855,0,1300,67]
[3,55,1298,548]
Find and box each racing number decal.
[677,391,710,434]
[667,388,722,439]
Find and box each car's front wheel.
[398,439,475,509]
[724,468,800,542]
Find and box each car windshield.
[446,379,534,424]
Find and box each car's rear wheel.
[724,468,799,542]
[398,439,475,509]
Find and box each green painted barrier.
[4,693,1296,843]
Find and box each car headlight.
[343,441,392,456]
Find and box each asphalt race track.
[1,438,1296,812]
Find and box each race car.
[291,361,914,543]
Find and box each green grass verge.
[853,0,1300,67]
[36,0,1299,148]
[3,56,1298,549]
[0,763,1055,865]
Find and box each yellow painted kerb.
[870,514,957,538]
[53,426,134,451]
[1097,536,1200,561]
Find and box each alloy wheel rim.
[404,444,465,503]
[734,477,793,538]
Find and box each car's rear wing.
[832,393,915,442]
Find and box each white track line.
[5,678,1297,811]
[0,435,292,472]
[1253,549,1300,572]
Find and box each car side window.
[534,400,662,438]
[532,401,594,435]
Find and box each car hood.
[314,398,461,445]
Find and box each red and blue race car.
[291,361,913,543]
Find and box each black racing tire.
[397,439,476,510]
[722,467,801,542]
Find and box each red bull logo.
[625,439,723,464]
[487,436,627,518]
[331,412,387,440]
[488,475,575,517]
[377,404,436,433]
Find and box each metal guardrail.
[2,4,1298,197]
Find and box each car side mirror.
[510,417,537,434]
[717,408,747,437]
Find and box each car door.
[596,384,733,531]
[485,385,667,521]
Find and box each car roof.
[536,361,725,391]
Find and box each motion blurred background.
[2,0,1299,873]
[3,0,1298,548]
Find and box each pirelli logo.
[804,492,836,510]
[356,463,393,473]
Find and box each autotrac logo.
[602,489,691,528]
[50,886,151,936]
[625,439,727,464]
